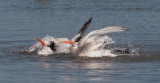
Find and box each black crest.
[48,41,57,51]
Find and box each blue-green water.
[0,0,160,83]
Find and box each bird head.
[36,37,57,55]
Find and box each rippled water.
[0,0,160,83]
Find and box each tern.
[28,17,92,55]
[60,26,128,57]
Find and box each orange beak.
[60,41,75,44]
[36,37,47,46]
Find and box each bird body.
[61,26,128,57]
[29,36,72,55]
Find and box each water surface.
[0,0,160,83]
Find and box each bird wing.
[71,17,92,42]
[79,26,128,47]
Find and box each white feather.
[72,26,127,57]
[79,26,127,47]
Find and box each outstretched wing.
[79,26,128,47]
[71,17,92,42]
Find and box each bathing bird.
[60,26,128,57]
[28,17,92,55]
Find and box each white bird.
[28,17,92,55]
[60,26,128,57]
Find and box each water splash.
[109,43,140,56]
[4,46,33,55]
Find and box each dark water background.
[0,0,160,83]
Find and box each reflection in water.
[35,57,117,81]
[40,62,51,69]
[69,62,116,82]
[73,62,112,69]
